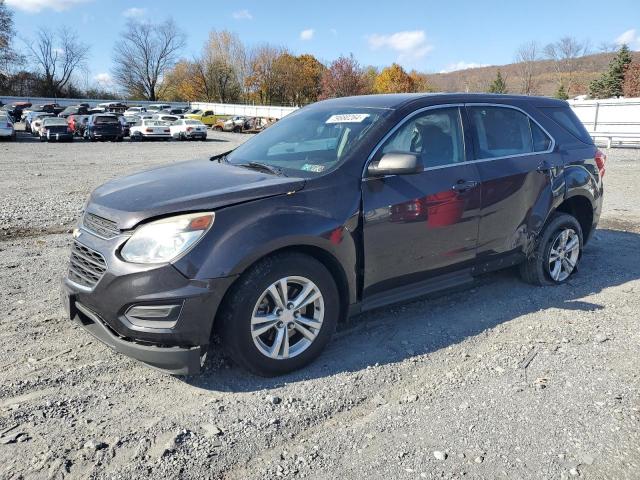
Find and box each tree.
[488,70,507,94]
[588,44,632,99]
[623,62,640,98]
[296,54,325,103]
[25,27,89,97]
[373,63,415,93]
[555,84,569,100]
[246,44,285,104]
[112,19,186,100]
[163,60,201,101]
[543,37,590,96]
[320,54,367,99]
[514,41,539,95]
[0,0,22,75]
[197,30,244,103]
[409,70,434,93]
[361,66,378,94]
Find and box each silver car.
[0,114,16,140]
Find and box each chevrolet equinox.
[61,93,604,376]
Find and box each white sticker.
[326,113,370,124]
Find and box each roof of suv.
[316,93,569,110]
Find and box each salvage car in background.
[30,113,54,136]
[67,114,89,137]
[59,105,90,118]
[0,113,16,140]
[25,111,53,133]
[169,119,207,141]
[130,119,171,141]
[185,109,218,126]
[39,117,73,142]
[84,114,124,142]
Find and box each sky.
[6,0,640,90]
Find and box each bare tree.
[543,37,590,95]
[26,27,89,96]
[598,41,619,53]
[192,30,243,103]
[514,41,540,95]
[112,19,185,100]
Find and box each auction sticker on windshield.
[326,113,370,123]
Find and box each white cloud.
[122,7,146,18]
[616,29,640,48]
[94,73,114,87]
[367,30,433,63]
[232,9,253,20]
[5,0,89,13]
[300,29,314,41]
[439,61,489,73]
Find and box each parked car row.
[3,99,277,143]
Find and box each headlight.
[120,212,214,264]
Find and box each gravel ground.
[0,130,639,480]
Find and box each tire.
[218,253,339,376]
[520,212,583,286]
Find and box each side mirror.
[367,152,423,177]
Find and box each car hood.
[86,159,305,230]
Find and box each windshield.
[227,106,389,176]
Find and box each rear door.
[361,106,481,298]
[465,104,561,260]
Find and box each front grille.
[68,241,107,289]
[83,213,119,239]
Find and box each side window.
[203,111,213,116]
[468,106,533,159]
[530,119,552,152]
[381,107,465,168]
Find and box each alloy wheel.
[548,228,580,282]
[251,276,324,360]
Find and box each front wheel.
[219,253,339,376]
[520,212,583,285]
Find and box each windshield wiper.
[238,162,286,176]
[209,150,233,163]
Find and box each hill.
[425,51,640,97]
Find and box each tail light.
[67,127,73,134]
[146,128,153,133]
[186,127,193,132]
[595,149,606,178]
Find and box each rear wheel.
[520,212,583,285]
[219,253,339,376]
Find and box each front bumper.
[47,133,73,141]
[64,297,203,375]
[60,229,237,374]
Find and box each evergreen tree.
[589,44,632,98]
[488,70,507,94]
[555,84,569,100]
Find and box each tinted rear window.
[539,106,593,144]
[95,116,118,124]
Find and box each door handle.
[451,179,478,192]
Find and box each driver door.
[361,106,481,299]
